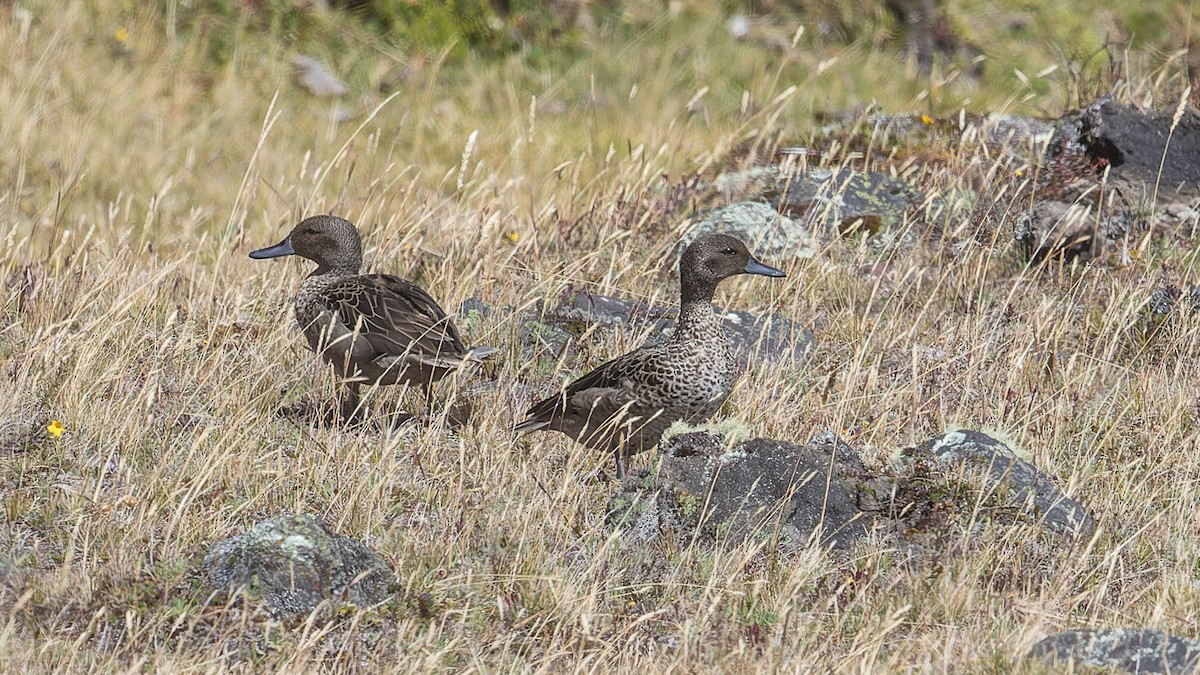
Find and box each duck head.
[250,215,364,275]
[679,233,785,304]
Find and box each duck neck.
[676,299,718,333]
[675,281,721,337]
[307,259,359,279]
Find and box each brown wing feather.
[326,274,467,359]
[517,349,655,429]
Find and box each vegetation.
[1,0,1199,670]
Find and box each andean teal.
[250,215,497,419]
[513,233,785,477]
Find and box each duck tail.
[512,416,551,434]
[465,345,499,362]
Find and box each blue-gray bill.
[249,238,296,259]
[743,256,786,277]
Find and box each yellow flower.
[919,113,935,126]
[114,27,129,44]
[47,420,64,438]
[503,231,519,244]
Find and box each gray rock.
[205,513,395,618]
[973,113,1055,146]
[552,291,673,331]
[1076,96,1200,195]
[292,55,349,98]
[519,317,574,359]
[680,202,817,260]
[706,308,815,366]
[911,429,1094,537]
[1013,198,1146,264]
[710,167,786,202]
[550,291,815,366]
[1013,200,1100,263]
[1028,628,1200,674]
[772,169,927,235]
[608,430,872,550]
[820,112,1053,150]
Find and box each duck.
[249,214,497,420]
[513,233,785,478]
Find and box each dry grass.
[3,0,1200,672]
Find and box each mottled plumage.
[514,233,785,477]
[250,215,496,418]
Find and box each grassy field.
[3,0,1200,671]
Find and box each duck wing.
[326,274,468,360]
[514,348,658,433]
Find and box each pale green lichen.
[280,534,314,558]
[661,417,753,449]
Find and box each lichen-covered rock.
[205,513,395,618]
[772,169,927,235]
[908,429,1094,537]
[679,201,817,260]
[459,297,574,361]
[608,430,872,550]
[1028,628,1200,673]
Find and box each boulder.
[679,202,817,260]
[1075,97,1200,195]
[205,513,395,618]
[608,430,874,551]
[1028,628,1200,674]
[771,169,928,235]
[905,429,1094,537]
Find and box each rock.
[519,318,574,359]
[1165,202,1199,221]
[824,112,1053,150]
[292,55,349,98]
[1013,200,1099,263]
[1028,629,1200,674]
[706,308,815,365]
[552,291,674,331]
[1013,196,1145,264]
[608,430,873,550]
[771,169,927,236]
[973,113,1055,146]
[550,290,815,365]
[459,296,572,360]
[679,201,817,260]
[710,167,785,202]
[205,513,395,618]
[907,429,1094,537]
[1075,96,1200,195]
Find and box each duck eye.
[722,247,736,255]
[303,227,319,235]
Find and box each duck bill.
[743,256,786,278]
[249,238,295,260]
